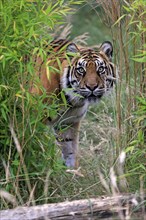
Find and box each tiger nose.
[85,83,98,91]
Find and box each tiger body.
[30,39,116,167]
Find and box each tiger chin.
[30,39,117,168]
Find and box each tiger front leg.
[56,122,80,168]
[62,140,77,168]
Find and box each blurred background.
[71,2,111,44]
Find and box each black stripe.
[66,66,72,88]
[107,64,114,87]
[51,39,69,49]
[57,40,69,51]
[56,137,73,142]
[109,63,114,76]
[46,39,69,54]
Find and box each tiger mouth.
[88,94,103,99]
[87,94,103,101]
[78,91,105,100]
[79,88,106,98]
[87,92,104,99]
[78,81,114,99]
[68,81,114,102]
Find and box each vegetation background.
[0,0,146,217]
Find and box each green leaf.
[113,14,126,26]
[131,56,146,62]
[56,57,62,72]
[125,145,135,153]
[60,91,67,108]
[1,108,7,121]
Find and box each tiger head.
[61,41,116,105]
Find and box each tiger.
[30,39,117,168]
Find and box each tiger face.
[61,41,116,105]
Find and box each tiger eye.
[98,66,104,73]
[77,67,85,75]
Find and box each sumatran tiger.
[30,39,117,168]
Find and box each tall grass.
[96,0,146,190]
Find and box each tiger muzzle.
[85,84,98,91]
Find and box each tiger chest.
[52,102,89,127]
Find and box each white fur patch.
[61,67,69,89]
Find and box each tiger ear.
[100,41,113,61]
[66,43,79,56]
